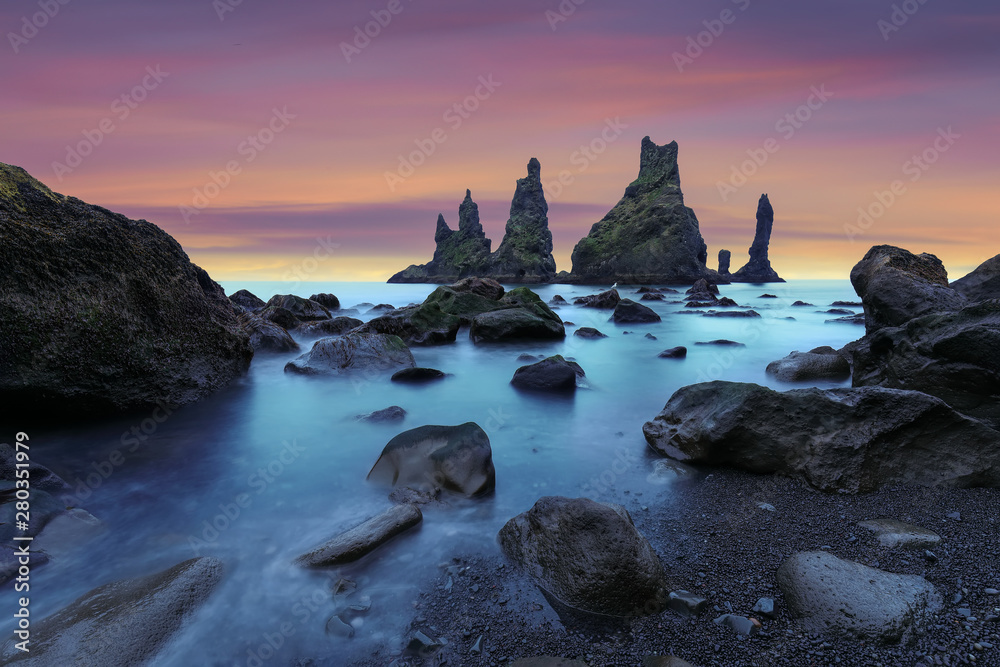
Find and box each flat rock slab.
[776,551,941,643]
[1,557,224,666]
[857,519,942,549]
[296,503,422,567]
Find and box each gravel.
[354,469,1000,667]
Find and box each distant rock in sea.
[389,160,556,284]
[731,194,784,283]
[569,137,718,285]
[718,249,731,277]
[0,162,252,419]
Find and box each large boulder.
[309,293,340,310]
[0,163,252,418]
[776,551,941,643]
[730,194,784,283]
[388,191,493,283]
[574,289,621,309]
[356,302,461,346]
[952,254,1000,302]
[765,348,850,382]
[469,287,564,344]
[486,159,558,283]
[367,423,495,498]
[295,504,422,567]
[613,299,661,324]
[850,245,966,333]
[0,558,224,666]
[264,294,331,322]
[498,496,667,617]
[511,356,582,393]
[284,333,414,375]
[851,300,1000,427]
[238,313,299,353]
[642,381,1000,493]
[229,289,265,311]
[569,137,717,284]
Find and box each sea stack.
[731,194,784,283]
[485,158,557,283]
[388,190,492,283]
[569,137,718,285]
[718,249,731,276]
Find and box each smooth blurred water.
[0,280,865,665]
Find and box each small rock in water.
[645,333,658,340]
[658,346,687,359]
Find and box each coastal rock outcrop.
[498,496,667,617]
[469,287,565,344]
[850,245,966,333]
[238,313,299,353]
[569,138,717,284]
[642,381,1000,493]
[388,191,493,283]
[951,253,1000,302]
[730,194,784,283]
[486,159,558,283]
[718,249,731,276]
[0,163,252,418]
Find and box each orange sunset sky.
[3,0,998,283]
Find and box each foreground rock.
[388,191,492,283]
[498,496,667,617]
[857,519,941,549]
[469,288,564,343]
[1,558,224,665]
[296,504,422,567]
[0,163,252,417]
[952,254,1000,302]
[367,423,495,498]
[776,551,941,643]
[569,138,717,284]
[613,299,661,324]
[297,316,364,338]
[642,381,1000,492]
[229,289,265,311]
[850,245,966,333]
[238,313,299,352]
[511,356,583,393]
[284,333,414,375]
[765,347,850,382]
[730,194,784,283]
[851,300,1000,428]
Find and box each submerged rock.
[356,406,407,423]
[296,504,422,567]
[498,496,667,617]
[613,299,661,324]
[391,367,446,383]
[574,327,608,339]
[367,423,495,498]
[569,137,717,284]
[777,551,941,643]
[642,381,1000,493]
[0,558,225,666]
[511,356,583,393]
[731,194,784,283]
[0,163,252,418]
[574,289,621,309]
[765,348,850,382]
[658,346,687,359]
[850,245,966,333]
[284,333,414,375]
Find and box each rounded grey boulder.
[765,348,850,381]
[284,333,415,375]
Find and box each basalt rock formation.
[0,162,252,420]
[952,254,1000,302]
[731,194,784,283]
[718,249,731,276]
[569,137,717,285]
[389,160,557,284]
[388,190,492,283]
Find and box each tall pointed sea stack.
[388,190,493,283]
[486,158,557,283]
[569,137,716,285]
[731,194,784,283]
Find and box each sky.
[2,0,998,282]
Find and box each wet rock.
[826,313,866,325]
[641,293,666,301]
[309,293,341,310]
[367,423,495,498]
[0,557,225,666]
[668,590,708,617]
[297,316,364,338]
[296,504,422,567]
[765,349,850,382]
[0,546,48,587]
[695,340,744,347]
[574,289,621,309]
[549,295,568,306]
[776,551,941,643]
[498,496,667,617]
[391,367,446,383]
[574,327,608,339]
[731,194,784,283]
[953,254,1000,302]
[637,286,662,294]
[857,519,941,549]
[325,614,354,637]
[470,288,565,343]
[832,300,862,307]
[356,406,407,423]
[644,333,657,340]
[658,347,687,359]
[405,630,445,657]
[613,299,661,324]
[260,305,299,330]
[642,381,1000,493]
[850,245,967,333]
[229,289,265,311]
[511,356,583,393]
[759,293,778,298]
[265,294,331,322]
[238,313,299,353]
[284,333,415,375]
